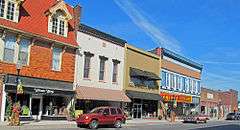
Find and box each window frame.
[99,56,108,81]
[52,47,62,71]
[112,59,120,83]
[83,52,94,79]
[3,34,16,63]
[18,37,31,66]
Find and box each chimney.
[73,5,82,34]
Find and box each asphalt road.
[15,120,239,130]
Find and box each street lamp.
[15,63,22,103]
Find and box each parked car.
[226,112,240,120]
[76,107,126,129]
[183,112,209,123]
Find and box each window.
[161,71,167,88]
[197,81,201,94]
[0,0,5,17]
[83,55,91,79]
[18,38,30,65]
[110,108,117,115]
[112,59,120,83]
[193,80,196,94]
[182,77,186,92]
[59,20,65,36]
[170,74,174,90]
[117,108,123,115]
[112,61,119,83]
[130,77,142,86]
[103,108,110,115]
[6,1,14,20]
[185,78,189,92]
[52,47,62,71]
[52,18,58,34]
[166,73,170,89]
[3,34,16,63]
[99,56,107,81]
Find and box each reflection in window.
[18,38,30,65]
[3,34,16,63]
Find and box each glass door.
[132,104,142,119]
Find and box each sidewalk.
[0,119,183,129]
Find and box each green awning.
[126,90,163,101]
[130,68,160,80]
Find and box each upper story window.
[46,1,73,37]
[112,59,120,83]
[3,34,16,63]
[0,0,21,22]
[0,0,5,17]
[83,52,94,79]
[99,56,108,81]
[6,1,14,20]
[18,38,30,65]
[50,11,67,36]
[52,47,62,71]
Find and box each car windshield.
[228,113,235,115]
[89,108,104,114]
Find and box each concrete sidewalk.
[0,119,184,129]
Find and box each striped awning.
[76,86,131,102]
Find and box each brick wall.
[200,87,219,107]
[0,41,76,82]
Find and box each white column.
[38,96,43,121]
[1,84,6,122]
[29,95,32,117]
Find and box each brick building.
[200,87,238,118]
[0,0,80,121]
[200,87,220,118]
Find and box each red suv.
[76,107,126,129]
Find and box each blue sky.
[67,0,240,99]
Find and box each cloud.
[114,0,181,52]
[201,61,240,65]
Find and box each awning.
[126,90,163,101]
[130,68,160,80]
[76,86,131,102]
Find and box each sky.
[66,0,240,99]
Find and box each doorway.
[132,104,142,119]
[31,98,40,120]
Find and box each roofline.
[0,25,78,49]
[161,48,203,71]
[78,23,127,47]
[127,44,160,60]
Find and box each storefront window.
[42,96,67,116]
[7,93,30,116]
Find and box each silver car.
[226,112,240,120]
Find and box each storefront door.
[132,104,142,119]
[31,98,41,120]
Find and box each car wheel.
[204,120,207,123]
[89,120,99,129]
[114,120,122,128]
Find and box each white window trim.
[161,69,201,95]
[48,13,68,37]
[51,46,63,71]
[0,32,31,65]
[0,0,21,22]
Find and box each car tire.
[114,120,122,128]
[204,120,207,123]
[89,120,99,129]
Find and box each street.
[1,120,239,130]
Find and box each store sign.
[207,93,213,99]
[160,92,192,103]
[34,88,54,94]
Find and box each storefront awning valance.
[76,86,131,102]
[4,74,75,96]
[126,90,163,101]
[130,68,160,80]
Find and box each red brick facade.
[0,41,76,82]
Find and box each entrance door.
[132,104,142,119]
[31,98,40,120]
